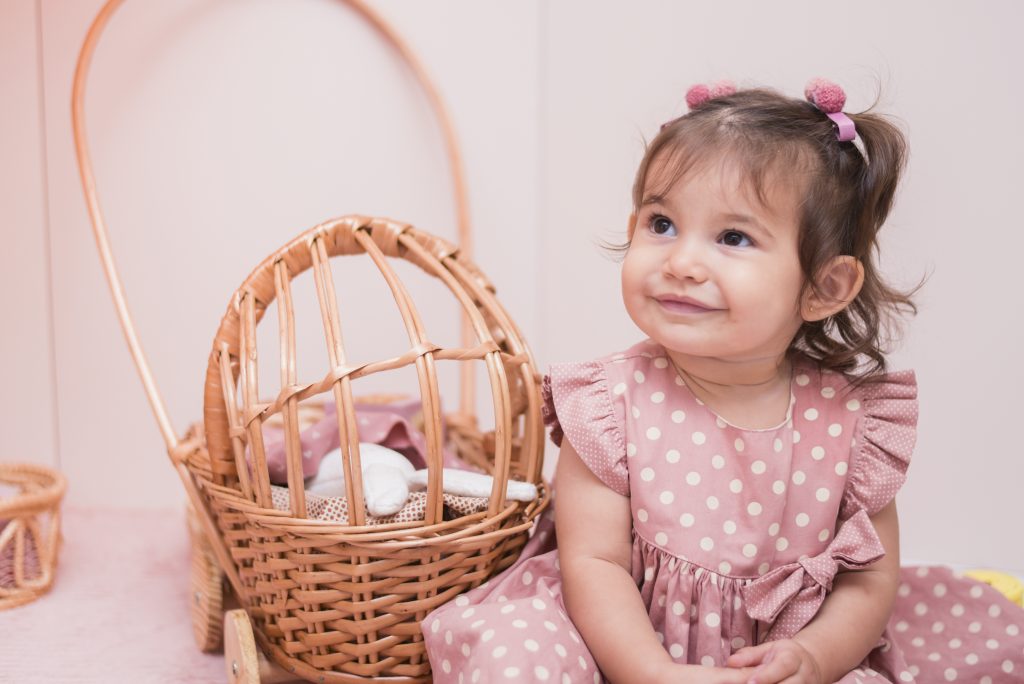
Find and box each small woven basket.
[0,463,67,610]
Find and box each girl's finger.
[726,642,773,667]
[746,652,798,684]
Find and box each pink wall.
[2,0,1021,573]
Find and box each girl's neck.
[667,351,795,429]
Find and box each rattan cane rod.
[273,260,307,519]
[217,341,253,501]
[239,293,273,509]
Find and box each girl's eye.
[720,230,753,247]
[649,215,677,236]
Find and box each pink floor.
[2,507,226,683]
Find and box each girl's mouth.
[655,296,720,315]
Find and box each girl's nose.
[663,241,710,283]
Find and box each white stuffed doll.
[306,443,538,516]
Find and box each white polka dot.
[492,645,507,658]
[899,671,913,682]
[577,655,586,668]
[501,604,515,614]
[503,667,520,678]
[795,513,810,527]
[948,638,962,649]
[626,443,637,457]
[768,522,780,536]
[650,391,665,404]
[811,446,826,460]
[772,480,786,495]
[917,567,930,578]
[442,660,451,673]
[818,529,830,542]
[981,677,992,684]
[895,621,909,632]
[828,423,842,437]
[815,487,831,502]
[734,438,745,452]
[986,638,999,650]
[943,668,957,681]
[705,613,720,627]
[1006,624,1020,636]
[821,386,836,399]
[700,537,714,551]
[685,471,701,486]
[534,665,549,680]
[719,561,732,574]
[795,373,810,386]
[679,513,695,527]
[445,630,454,644]
[637,508,648,523]
[793,430,801,443]
[969,585,984,599]
[641,467,655,481]
[758,562,770,575]
[430,620,440,633]
[692,431,706,445]
[671,600,685,616]
[707,496,720,510]
[723,520,737,534]
[731,637,746,649]
[634,371,645,383]
[988,604,1002,618]
[747,502,762,516]
[665,449,680,463]
[914,602,928,616]
[462,643,471,657]
[792,470,806,485]
[751,460,766,474]
[659,490,675,504]
[846,398,861,411]
[631,406,640,419]
[715,417,727,429]
[671,410,686,424]
[835,461,848,476]
[773,438,784,452]
[742,543,757,558]
[644,567,654,581]
[481,629,495,642]
[461,608,475,619]
[1002,660,1014,674]
[532,599,546,610]
[669,643,684,658]
[654,357,669,368]
[654,532,668,546]
[804,408,819,421]
[512,619,527,629]
[711,454,725,469]
[776,537,789,551]
[932,621,946,633]
[613,383,626,395]
[522,571,534,585]
[554,643,566,656]
[646,427,661,440]
[729,479,743,493]
[455,595,470,607]
[950,603,965,617]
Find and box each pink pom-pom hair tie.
[660,79,737,131]
[805,77,856,142]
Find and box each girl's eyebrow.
[722,212,774,237]
[640,194,667,206]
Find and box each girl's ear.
[627,212,637,240]
[801,256,865,321]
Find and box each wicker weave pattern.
[177,215,549,679]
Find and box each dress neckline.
[660,349,801,433]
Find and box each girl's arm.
[727,501,901,684]
[556,441,756,684]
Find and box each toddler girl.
[423,80,1024,683]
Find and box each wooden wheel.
[224,609,261,684]
[187,505,225,652]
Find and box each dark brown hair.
[627,87,918,382]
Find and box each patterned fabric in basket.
[269,487,489,525]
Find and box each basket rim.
[0,462,67,517]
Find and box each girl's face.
[622,156,807,365]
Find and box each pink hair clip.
[805,78,856,141]
[685,79,737,109]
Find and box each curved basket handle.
[72,0,476,452]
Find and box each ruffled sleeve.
[542,361,629,496]
[839,370,918,519]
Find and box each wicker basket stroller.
[72,2,548,682]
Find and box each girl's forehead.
[643,151,805,219]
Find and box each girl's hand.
[725,639,822,684]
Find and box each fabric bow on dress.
[740,509,886,641]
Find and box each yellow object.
[965,569,1024,607]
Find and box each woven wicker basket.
[0,463,67,610]
[72,2,548,681]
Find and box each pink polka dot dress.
[423,341,1024,682]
